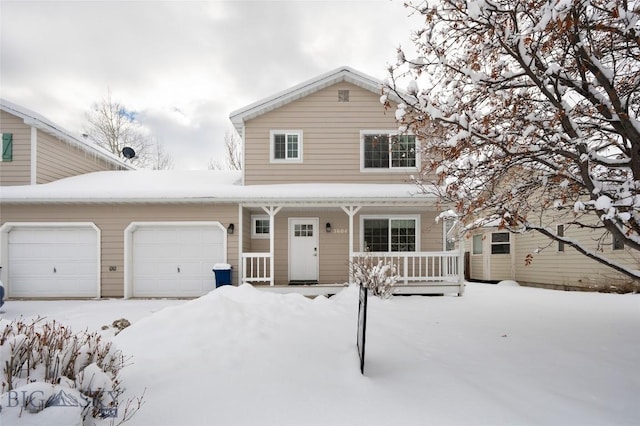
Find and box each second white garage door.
[132,225,225,297]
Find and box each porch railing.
[242,250,461,287]
[242,252,272,284]
[350,251,461,284]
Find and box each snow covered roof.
[0,170,436,205]
[229,66,402,134]
[0,98,133,170]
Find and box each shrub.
[0,317,143,425]
[350,256,399,299]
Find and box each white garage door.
[8,227,99,298]
[132,225,225,297]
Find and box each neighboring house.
[0,67,464,299]
[0,99,132,186]
[468,222,639,291]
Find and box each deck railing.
[242,251,462,287]
[350,251,461,284]
[242,252,272,284]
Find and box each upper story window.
[362,216,419,252]
[2,133,13,162]
[338,90,350,102]
[251,215,270,239]
[270,130,302,163]
[613,232,624,251]
[361,131,417,171]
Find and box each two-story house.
[0,67,464,299]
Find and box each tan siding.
[35,131,123,184]
[470,255,484,280]
[0,110,32,186]
[244,82,424,185]
[1,203,239,297]
[514,225,639,289]
[490,255,512,280]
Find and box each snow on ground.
[1,283,639,426]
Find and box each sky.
[0,0,422,170]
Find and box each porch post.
[262,205,282,286]
[341,205,361,284]
[458,233,466,296]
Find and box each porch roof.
[0,170,438,205]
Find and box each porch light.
[227,223,235,234]
[326,222,332,233]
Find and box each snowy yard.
[1,282,638,425]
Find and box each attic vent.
[338,90,350,102]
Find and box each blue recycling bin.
[213,264,232,288]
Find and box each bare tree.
[208,130,242,170]
[150,138,174,170]
[84,90,173,169]
[384,0,640,280]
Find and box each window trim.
[251,215,270,239]
[490,232,511,255]
[270,130,303,163]
[360,214,421,252]
[359,130,419,172]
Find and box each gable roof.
[0,98,133,170]
[229,66,402,134]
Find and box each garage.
[6,225,99,298]
[130,223,226,297]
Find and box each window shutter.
[2,133,13,162]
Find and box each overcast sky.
[1,0,421,169]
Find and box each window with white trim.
[251,215,270,239]
[491,232,510,254]
[270,130,302,162]
[361,132,416,170]
[472,234,483,255]
[362,216,418,252]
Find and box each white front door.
[289,218,319,282]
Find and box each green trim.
[2,133,13,161]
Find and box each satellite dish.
[122,147,136,159]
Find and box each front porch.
[236,203,465,296]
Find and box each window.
[2,133,12,162]
[362,217,418,252]
[251,215,270,239]
[294,224,313,237]
[361,132,416,170]
[338,90,350,102]
[472,234,483,255]
[557,225,565,252]
[613,233,624,251]
[491,232,510,254]
[271,131,302,162]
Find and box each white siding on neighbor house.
[514,225,638,289]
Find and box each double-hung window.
[491,232,510,254]
[362,216,418,252]
[271,130,302,163]
[361,131,416,170]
